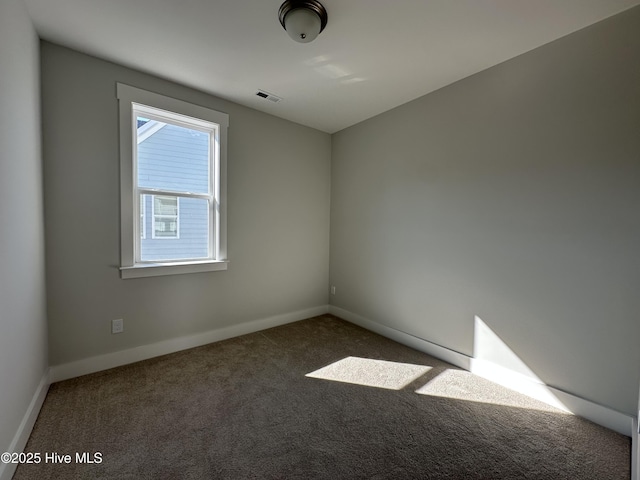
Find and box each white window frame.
[140,195,146,239]
[117,83,229,279]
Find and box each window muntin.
[117,83,228,278]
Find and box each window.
[152,195,179,239]
[117,84,229,278]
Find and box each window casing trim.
[117,83,229,278]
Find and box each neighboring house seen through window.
[152,195,179,239]
[117,84,229,278]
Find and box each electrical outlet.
[330,286,336,295]
[111,318,124,334]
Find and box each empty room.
[1,0,639,478]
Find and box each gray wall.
[41,43,331,366]
[0,0,48,455]
[330,7,640,415]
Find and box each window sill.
[120,260,228,279]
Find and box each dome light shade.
[283,8,321,43]
[279,0,328,44]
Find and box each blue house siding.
[138,123,210,261]
[138,123,209,192]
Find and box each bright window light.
[415,369,569,413]
[470,315,570,412]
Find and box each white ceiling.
[23,0,640,133]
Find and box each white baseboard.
[0,370,50,480]
[51,305,329,383]
[329,305,634,437]
[46,302,636,436]
[469,358,633,436]
[330,306,472,371]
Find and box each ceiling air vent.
[256,90,282,103]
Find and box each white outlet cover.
[111,319,124,334]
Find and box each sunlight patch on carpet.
[306,357,432,390]
[415,369,569,413]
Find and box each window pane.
[137,117,210,195]
[141,197,209,261]
[154,217,178,237]
[154,196,177,216]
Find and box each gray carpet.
[14,315,630,479]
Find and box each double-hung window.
[117,84,228,278]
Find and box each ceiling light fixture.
[278,0,328,44]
